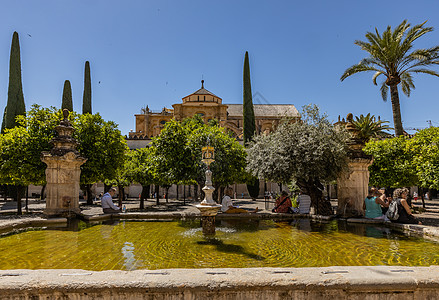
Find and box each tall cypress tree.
[243,51,259,199]
[82,61,92,114]
[2,31,26,215]
[61,80,73,111]
[243,51,256,144]
[1,31,25,133]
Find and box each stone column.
[337,113,372,218]
[337,158,372,217]
[41,109,86,217]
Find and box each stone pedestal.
[41,109,86,217]
[42,152,86,216]
[336,113,372,218]
[337,158,372,217]
[195,169,221,235]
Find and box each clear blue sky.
[1,0,438,135]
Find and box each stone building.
[128,81,300,142]
[125,81,300,198]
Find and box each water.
[0,219,437,270]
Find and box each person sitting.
[101,187,120,214]
[363,187,389,220]
[273,191,292,213]
[297,193,311,214]
[391,188,422,225]
[221,187,258,214]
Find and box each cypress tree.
[2,32,26,215]
[61,80,73,111]
[243,51,259,199]
[82,61,92,114]
[243,51,256,145]
[1,31,25,133]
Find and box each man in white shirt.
[221,187,258,214]
[101,187,120,214]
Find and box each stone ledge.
[0,266,438,299]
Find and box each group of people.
[221,188,310,215]
[364,187,421,225]
[100,186,422,225]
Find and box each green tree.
[243,51,256,144]
[341,20,439,137]
[187,120,247,201]
[0,105,62,214]
[82,61,92,114]
[352,113,392,143]
[363,136,417,188]
[247,105,350,215]
[243,51,259,199]
[105,150,130,210]
[62,80,73,111]
[74,113,128,204]
[409,127,439,190]
[2,31,26,133]
[125,148,154,209]
[149,119,194,204]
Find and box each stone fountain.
[41,109,87,217]
[195,145,221,235]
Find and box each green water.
[0,219,437,270]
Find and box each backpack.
[386,199,399,221]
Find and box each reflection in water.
[122,242,138,270]
[0,219,437,270]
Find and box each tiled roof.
[226,104,299,118]
[191,88,219,97]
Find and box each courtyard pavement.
[0,196,438,226]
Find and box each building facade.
[128,81,300,141]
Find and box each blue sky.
[0,0,438,135]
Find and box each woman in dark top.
[392,188,422,225]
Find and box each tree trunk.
[2,185,7,201]
[194,184,199,201]
[298,178,332,216]
[176,185,179,200]
[389,84,404,137]
[13,185,23,215]
[86,184,93,205]
[40,184,46,200]
[118,185,123,211]
[140,185,149,209]
[25,185,29,213]
[155,184,160,205]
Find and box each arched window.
[160,120,166,125]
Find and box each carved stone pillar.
[337,113,372,218]
[41,109,86,217]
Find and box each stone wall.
[1,266,438,299]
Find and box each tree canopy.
[246,104,350,214]
[2,31,25,133]
[341,20,439,136]
[62,80,73,111]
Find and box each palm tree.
[341,20,439,137]
[352,113,392,142]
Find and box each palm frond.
[380,80,388,101]
[340,64,381,81]
[372,71,385,85]
[400,72,415,97]
[409,68,439,77]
